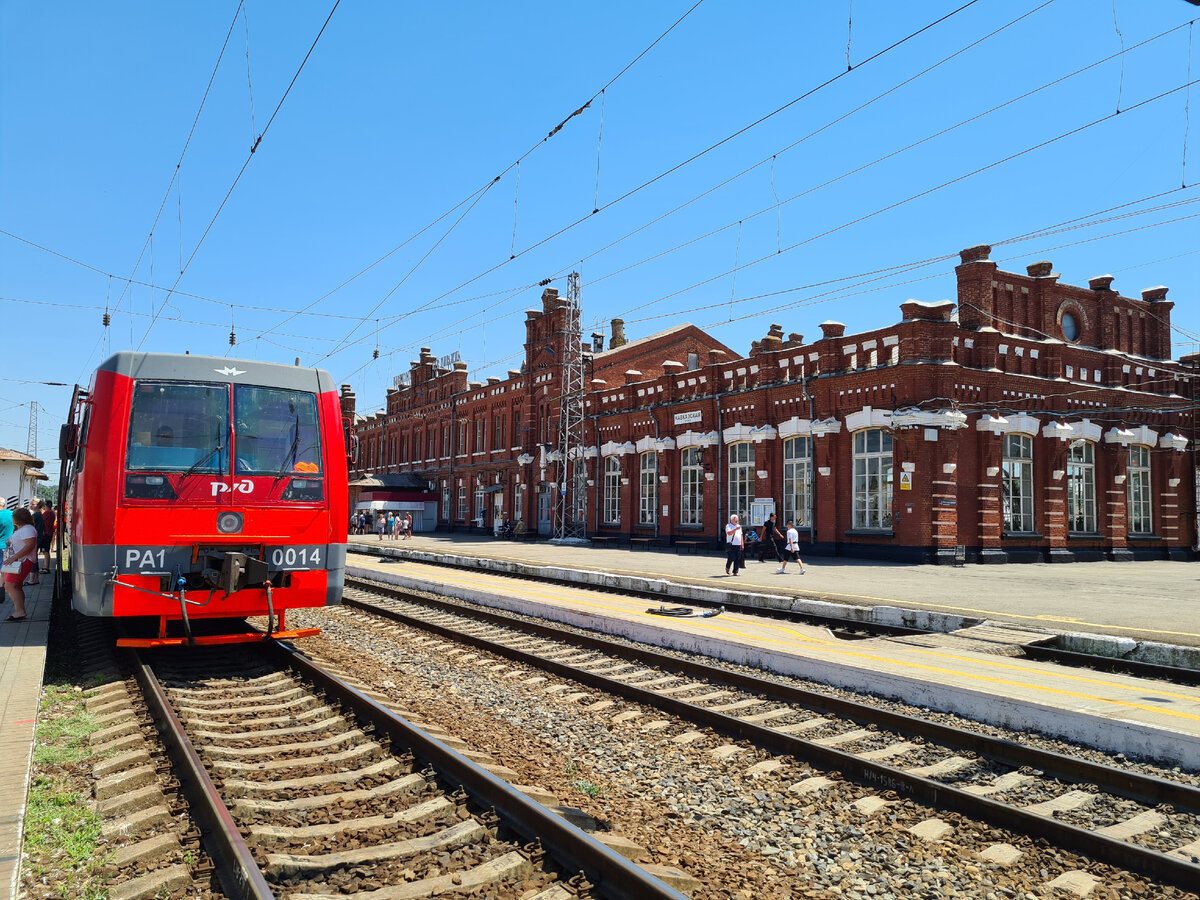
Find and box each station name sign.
[673,409,703,425]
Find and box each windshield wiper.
[180,442,223,481]
[273,415,301,481]
[180,420,225,482]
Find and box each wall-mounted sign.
[899,471,913,491]
[673,409,703,425]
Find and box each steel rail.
[128,650,277,900]
[1023,644,1200,687]
[265,639,690,900]
[343,579,1200,892]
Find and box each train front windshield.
[127,383,229,472]
[126,381,322,477]
[234,386,322,475]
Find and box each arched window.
[639,452,658,526]
[1066,441,1096,533]
[782,436,812,528]
[1002,434,1035,533]
[852,429,893,530]
[1127,445,1152,535]
[603,456,621,524]
[727,442,755,524]
[680,447,703,525]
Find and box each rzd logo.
[212,479,254,497]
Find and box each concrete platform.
[346,537,1200,769]
[0,575,52,899]
[349,534,1200,655]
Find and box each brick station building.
[346,244,1198,563]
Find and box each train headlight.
[282,478,324,502]
[217,511,244,534]
[125,474,178,500]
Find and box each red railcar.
[57,352,349,646]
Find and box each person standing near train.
[39,501,56,574]
[3,507,38,621]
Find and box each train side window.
[127,382,229,472]
[234,386,323,476]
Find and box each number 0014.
[270,547,321,568]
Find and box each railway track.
[347,546,1200,685]
[336,575,1200,896]
[130,641,692,900]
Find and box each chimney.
[959,244,991,265]
[1088,275,1115,293]
[1026,260,1055,278]
[1141,286,1169,303]
[339,384,356,420]
[610,318,628,349]
[819,321,846,339]
[592,331,605,353]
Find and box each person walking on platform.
[777,519,806,574]
[760,512,784,563]
[724,513,744,576]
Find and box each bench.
[675,540,706,555]
[629,537,657,551]
[589,536,619,547]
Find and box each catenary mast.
[554,272,588,542]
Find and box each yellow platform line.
[367,546,1200,643]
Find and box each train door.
[537,484,553,536]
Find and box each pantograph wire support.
[554,271,587,542]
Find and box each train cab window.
[127,382,229,472]
[234,386,323,476]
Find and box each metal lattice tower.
[554,272,588,541]
[26,402,37,458]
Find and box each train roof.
[95,352,337,394]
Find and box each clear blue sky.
[4,1,1198,482]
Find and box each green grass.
[23,681,111,896]
[24,775,103,861]
[572,778,604,798]
[33,683,98,767]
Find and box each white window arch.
[680,447,703,526]
[1066,441,1096,533]
[727,442,755,522]
[603,456,621,524]
[1002,434,1035,533]
[852,429,893,529]
[1127,445,1152,535]
[782,436,812,527]
[638,452,658,526]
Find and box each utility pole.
[554,271,588,542]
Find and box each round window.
[1061,311,1078,342]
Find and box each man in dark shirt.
[39,501,56,573]
[27,501,44,585]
